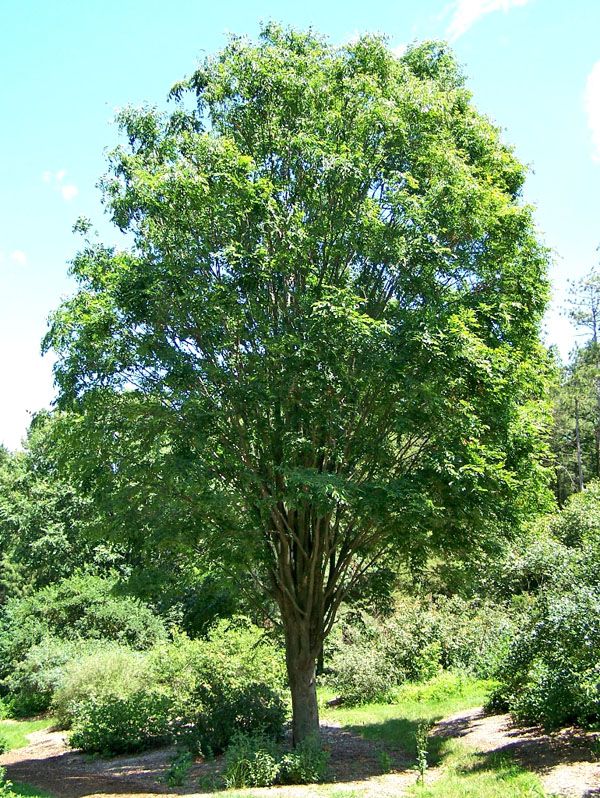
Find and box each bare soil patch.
[433,707,600,797]
[2,708,599,797]
[0,722,417,798]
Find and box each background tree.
[552,258,600,502]
[45,27,551,742]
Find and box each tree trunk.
[576,397,584,491]
[287,652,319,745]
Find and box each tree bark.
[287,651,320,745]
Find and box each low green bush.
[489,584,600,728]
[52,645,149,727]
[3,637,110,717]
[328,640,394,705]
[178,681,288,756]
[279,734,329,784]
[0,767,15,798]
[223,732,281,788]
[56,618,288,757]
[222,731,329,788]
[165,750,194,788]
[0,736,7,755]
[68,690,173,755]
[150,621,288,755]
[0,574,165,662]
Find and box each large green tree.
[46,27,550,741]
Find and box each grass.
[319,672,551,797]
[320,671,491,761]
[1,718,57,798]
[195,675,551,797]
[408,746,549,797]
[0,719,55,753]
[0,679,553,798]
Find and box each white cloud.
[9,250,27,266]
[42,169,79,201]
[584,60,600,164]
[446,0,532,41]
[60,184,79,201]
[391,43,408,58]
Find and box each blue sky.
[1,0,599,450]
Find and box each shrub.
[279,734,329,784]
[0,767,15,798]
[69,690,173,755]
[59,618,287,757]
[327,597,512,704]
[179,681,288,756]
[0,573,166,683]
[490,584,600,728]
[329,640,395,705]
[165,750,194,788]
[3,637,110,716]
[149,621,288,754]
[52,645,150,727]
[223,732,281,788]
[0,736,7,755]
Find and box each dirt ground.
[1,708,598,797]
[434,707,600,798]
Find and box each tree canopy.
[45,25,551,741]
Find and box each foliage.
[179,679,288,756]
[0,414,121,602]
[222,730,329,788]
[68,690,173,756]
[490,583,600,728]
[52,645,150,727]
[44,24,551,740]
[223,732,281,788]
[327,597,513,704]
[2,638,112,717]
[165,750,194,788]
[0,767,15,798]
[328,636,395,705]
[490,483,600,728]
[279,733,330,784]
[415,721,431,785]
[0,573,166,685]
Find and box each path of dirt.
[434,707,600,797]
[1,708,598,797]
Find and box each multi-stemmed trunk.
[283,619,321,744]
[270,507,336,745]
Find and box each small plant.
[165,749,194,787]
[378,749,393,773]
[223,732,281,788]
[197,772,221,791]
[280,734,330,784]
[415,721,431,786]
[0,736,8,755]
[0,767,15,798]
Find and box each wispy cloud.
[60,184,79,201]
[10,250,27,266]
[391,42,408,58]
[446,0,532,41]
[585,60,600,163]
[42,169,79,201]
